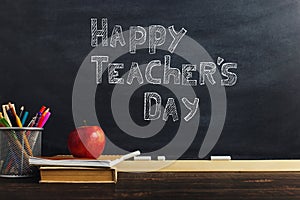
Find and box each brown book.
[39,166,117,183]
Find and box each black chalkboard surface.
[0,0,299,159]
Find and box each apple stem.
[83,120,88,126]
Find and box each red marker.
[39,106,46,113]
[34,106,47,127]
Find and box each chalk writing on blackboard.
[90,18,237,122]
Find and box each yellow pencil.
[8,102,33,156]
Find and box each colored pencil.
[21,111,29,126]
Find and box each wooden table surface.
[1,172,300,199]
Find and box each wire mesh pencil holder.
[0,127,42,177]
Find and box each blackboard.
[0,0,299,159]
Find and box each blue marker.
[21,111,29,126]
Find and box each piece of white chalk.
[210,156,231,161]
[157,156,166,161]
[134,156,152,161]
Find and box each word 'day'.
[144,92,199,122]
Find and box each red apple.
[67,126,106,159]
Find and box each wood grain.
[1,172,300,199]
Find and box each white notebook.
[29,150,140,168]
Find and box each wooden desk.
[0,172,300,199]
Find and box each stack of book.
[29,151,140,183]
